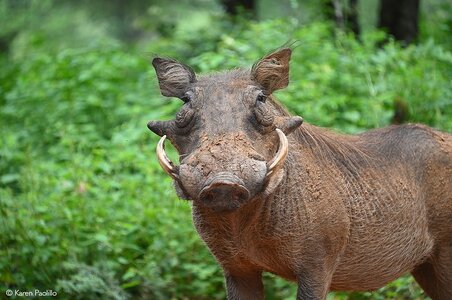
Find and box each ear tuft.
[251,48,292,94]
[152,58,196,98]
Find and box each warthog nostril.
[198,175,250,212]
[200,184,249,203]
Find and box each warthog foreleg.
[412,243,452,300]
[295,265,332,300]
[225,270,264,300]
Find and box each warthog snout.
[198,172,250,212]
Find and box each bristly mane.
[198,69,251,83]
[267,95,376,176]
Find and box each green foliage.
[1,1,451,299]
[57,262,129,300]
[0,44,223,299]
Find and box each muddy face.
[147,48,302,212]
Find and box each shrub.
[1,17,450,299]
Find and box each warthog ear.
[152,57,196,98]
[251,48,292,94]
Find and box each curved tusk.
[156,135,179,180]
[266,129,289,177]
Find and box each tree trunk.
[378,0,420,45]
[346,0,360,37]
[326,0,345,30]
[325,0,361,38]
[221,0,255,16]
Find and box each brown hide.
[148,48,452,299]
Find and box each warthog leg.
[296,268,332,300]
[412,243,452,300]
[225,271,264,300]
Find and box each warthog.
[147,48,452,299]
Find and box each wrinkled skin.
[147,48,452,299]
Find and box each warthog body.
[147,48,452,299]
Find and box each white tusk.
[156,135,179,180]
[266,129,289,177]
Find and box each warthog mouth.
[198,172,250,212]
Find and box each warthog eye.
[180,91,193,103]
[256,93,267,103]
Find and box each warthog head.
[148,48,302,212]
